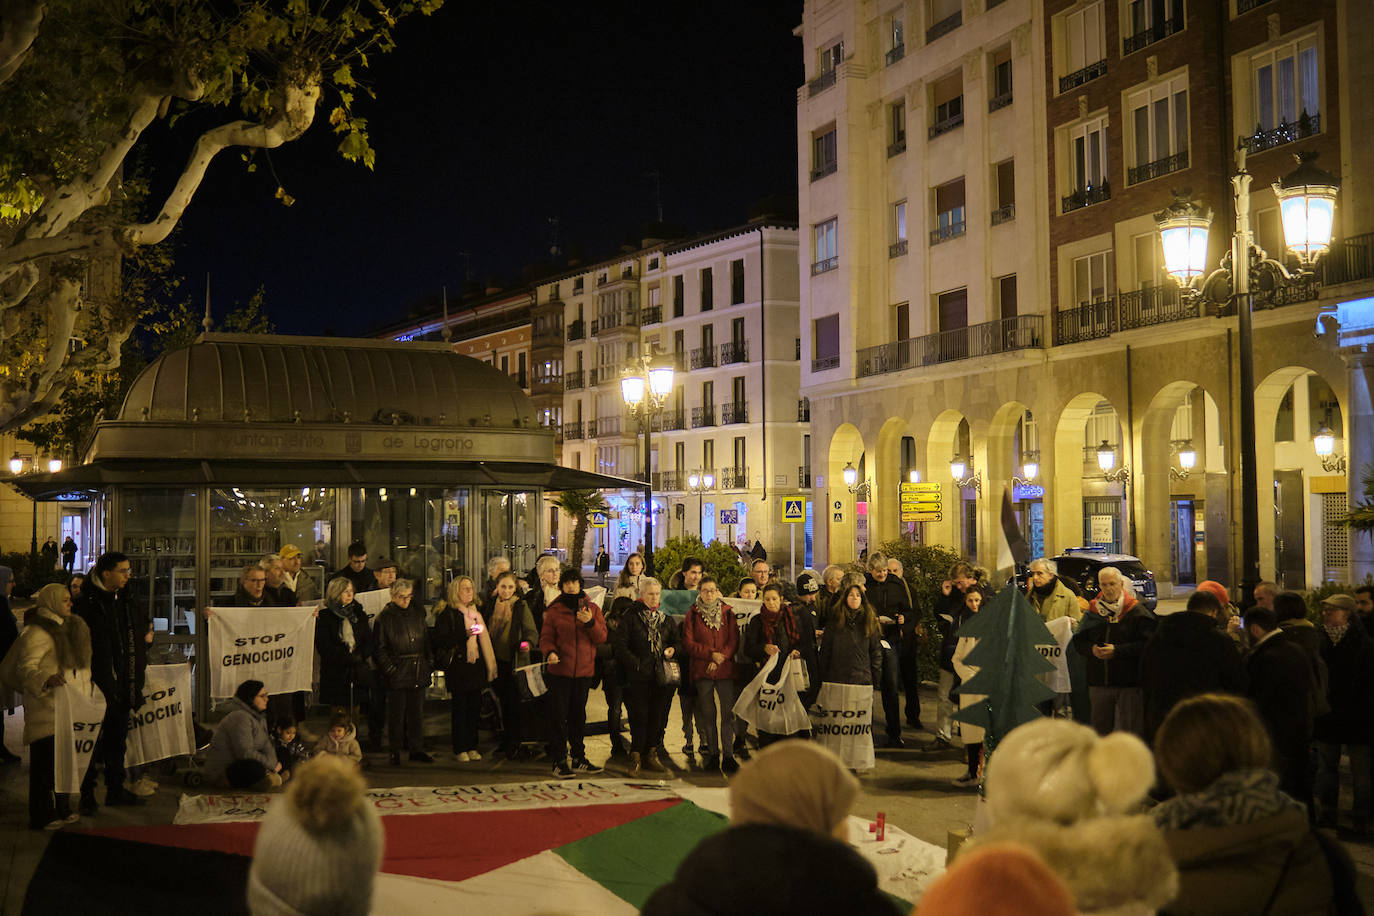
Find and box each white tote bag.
[733,654,811,737]
[809,682,876,770]
[55,674,106,794]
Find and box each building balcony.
[930,221,966,245]
[991,203,1015,226]
[1061,182,1111,214]
[988,90,1013,112]
[721,402,749,425]
[595,416,623,437]
[720,466,749,489]
[886,44,905,66]
[812,354,840,372]
[655,470,685,491]
[1117,285,1200,331]
[929,111,963,139]
[689,346,716,370]
[691,405,716,428]
[1127,150,1189,186]
[810,160,837,182]
[798,466,812,488]
[640,305,662,325]
[1123,16,1182,55]
[811,256,838,276]
[595,308,640,335]
[563,370,585,391]
[1054,298,1116,345]
[720,341,749,365]
[566,319,585,342]
[652,409,686,432]
[532,325,562,347]
[562,421,584,441]
[887,137,907,158]
[856,315,1044,377]
[1320,231,1374,288]
[889,239,909,258]
[670,351,687,372]
[1242,112,1320,155]
[926,10,961,43]
[798,398,811,422]
[531,373,562,392]
[808,69,837,97]
[1058,58,1106,93]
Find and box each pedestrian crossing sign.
[782,498,805,523]
[589,511,608,529]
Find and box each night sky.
[165,1,804,337]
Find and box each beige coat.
[15,609,93,744]
[1031,579,1082,623]
[952,635,984,746]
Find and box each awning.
[6,460,645,499]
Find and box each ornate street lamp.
[1313,424,1346,473]
[687,469,714,540]
[842,460,870,498]
[950,455,982,494]
[1096,440,1130,483]
[622,355,676,575]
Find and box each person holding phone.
[483,569,539,759]
[540,568,608,779]
[433,576,497,761]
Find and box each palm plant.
[1341,464,1374,534]
[550,489,610,568]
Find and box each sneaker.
[62,812,80,825]
[921,737,954,753]
[571,757,604,775]
[129,775,158,797]
[455,751,471,762]
[629,752,642,777]
[552,759,575,779]
[644,748,668,774]
[104,788,147,806]
[468,750,482,761]
[952,772,980,788]
[883,735,906,749]
[43,818,70,831]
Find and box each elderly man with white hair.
[1025,557,1081,623]
[1070,566,1156,739]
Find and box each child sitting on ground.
[315,712,363,765]
[271,717,310,775]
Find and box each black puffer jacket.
[74,576,147,709]
[612,601,681,683]
[1071,596,1156,688]
[373,601,432,690]
[1140,610,1247,740]
[1315,619,1374,745]
[641,824,900,916]
[315,599,374,706]
[864,572,914,650]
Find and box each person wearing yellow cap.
[278,544,317,603]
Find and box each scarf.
[760,604,798,647]
[1032,579,1057,602]
[328,601,356,652]
[696,596,724,630]
[1096,595,1124,622]
[461,605,483,664]
[489,597,514,640]
[1324,624,1349,645]
[1152,768,1304,831]
[639,603,664,657]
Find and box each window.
[731,316,745,346]
[1132,232,1166,288]
[812,218,838,274]
[500,354,509,374]
[701,322,714,353]
[1063,116,1110,211]
[932,179,966,244]
[994,159,1015,223]
[1127,75,1189,184]
[1255,206,1284,262]
[887,17,905,65]
[891,200,908,257]
[937,289,968,331]
[1072,251,1115,306]
[819,39,843,75]
[573,277,584,293]
[813,314,840,370]
[672,275,684,317]
[928,0,962,41]
[733,437,746,471]
[673,329,685,361]
[1061,2,1106,90]
[703,439,715,471]
[730,258,746,304]
[517,352,527,388]
[674,442,685,472]
[648,256,659,271]
[990,47,1013,109]
[997,274,1018,320]
[1247,35,1320,151]
[931,72,963,137]
[700,267,713,311]
[895,302,910,341]
[1124,0,1184,54]
[888,101,907,156]
[811,127,838,180]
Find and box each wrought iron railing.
[720,341,749,365]
[653,410,686,432]
[798,398,811,421]
[690,346,716,370]
[1242,112,1321,155]
[808,68,837,96]
[722,402,749,425]
[721,467,749,489]
[812,354,840,372]
[856,315,1044,377]
[1321,232,1374,287]
[890,239,909,258]
[927,10,961,42]
[563,370,585,391]
[655,470,685,491]
[562,421,584,441]
[810,160,837,182]
[886,44,905,66]
[930,221,966,245]
[691,405,716,428]
[1062,182,1111,213]
[1123,16,1182,54]
[1127,150,1188,185]
[811,257,838,276]
[929,110,963,139]
[988,90,1013,112]
[798,467,812,488]
[1059,58,1106,93]
[640,305,662,325]
[1117,285,1199,331]
[992,203,1015,225]
[1054,299,1116,345]
[1237,0,1276,12]
[887,137,907,158]
[566,319,585,341]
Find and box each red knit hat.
[916,843,1075,916]
[1196,580,1229,607]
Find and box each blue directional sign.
[720,508,739,525]
[782,498,805,523]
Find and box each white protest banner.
[174,778,680,825]
[125,663,194,768]
[1036,615,1074,694]
[54,674,105,793]
[355,587,391,622]
[810,682,875,771]
[585,586,607,610]
[733,655,811,737]
[208,606,317,698]
[727,597,762,629]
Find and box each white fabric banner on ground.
[810,682,875,771]
[124,663,194,768]
[174,778,680,825]
[356,587,390,622]
[207,606,316,698]
[372,852,637,916]
[1036,616,1074,694]
[54,674,105,794]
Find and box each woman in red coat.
[682,576,741,773]
[540,567,608,779]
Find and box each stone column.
[1346,349,1374,582]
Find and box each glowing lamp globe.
[1156,200,1212,284]
[1274,153,1340,267]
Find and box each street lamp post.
[621,357,675,576]
[687,469,714,541]
[1156,149,1340,605]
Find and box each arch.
[1050,392,1122,557]
[827,423,867,564]
[926,409,970,555]
[874,416,922,545]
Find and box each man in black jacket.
[75,552,148,811]
[1070,567,1155,739]
[1140,589,1247,742]
[1244,606,1315,812]
[1314,594,1374,833]
[864,552,912,747]
[331,541,379,594]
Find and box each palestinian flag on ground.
[22,780,941,914]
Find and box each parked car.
[1051,547,1157,611]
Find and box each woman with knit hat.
[247,754,384,916]
[961,716,1179,915]
[13,582,92,829]
[641,742,898,915]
